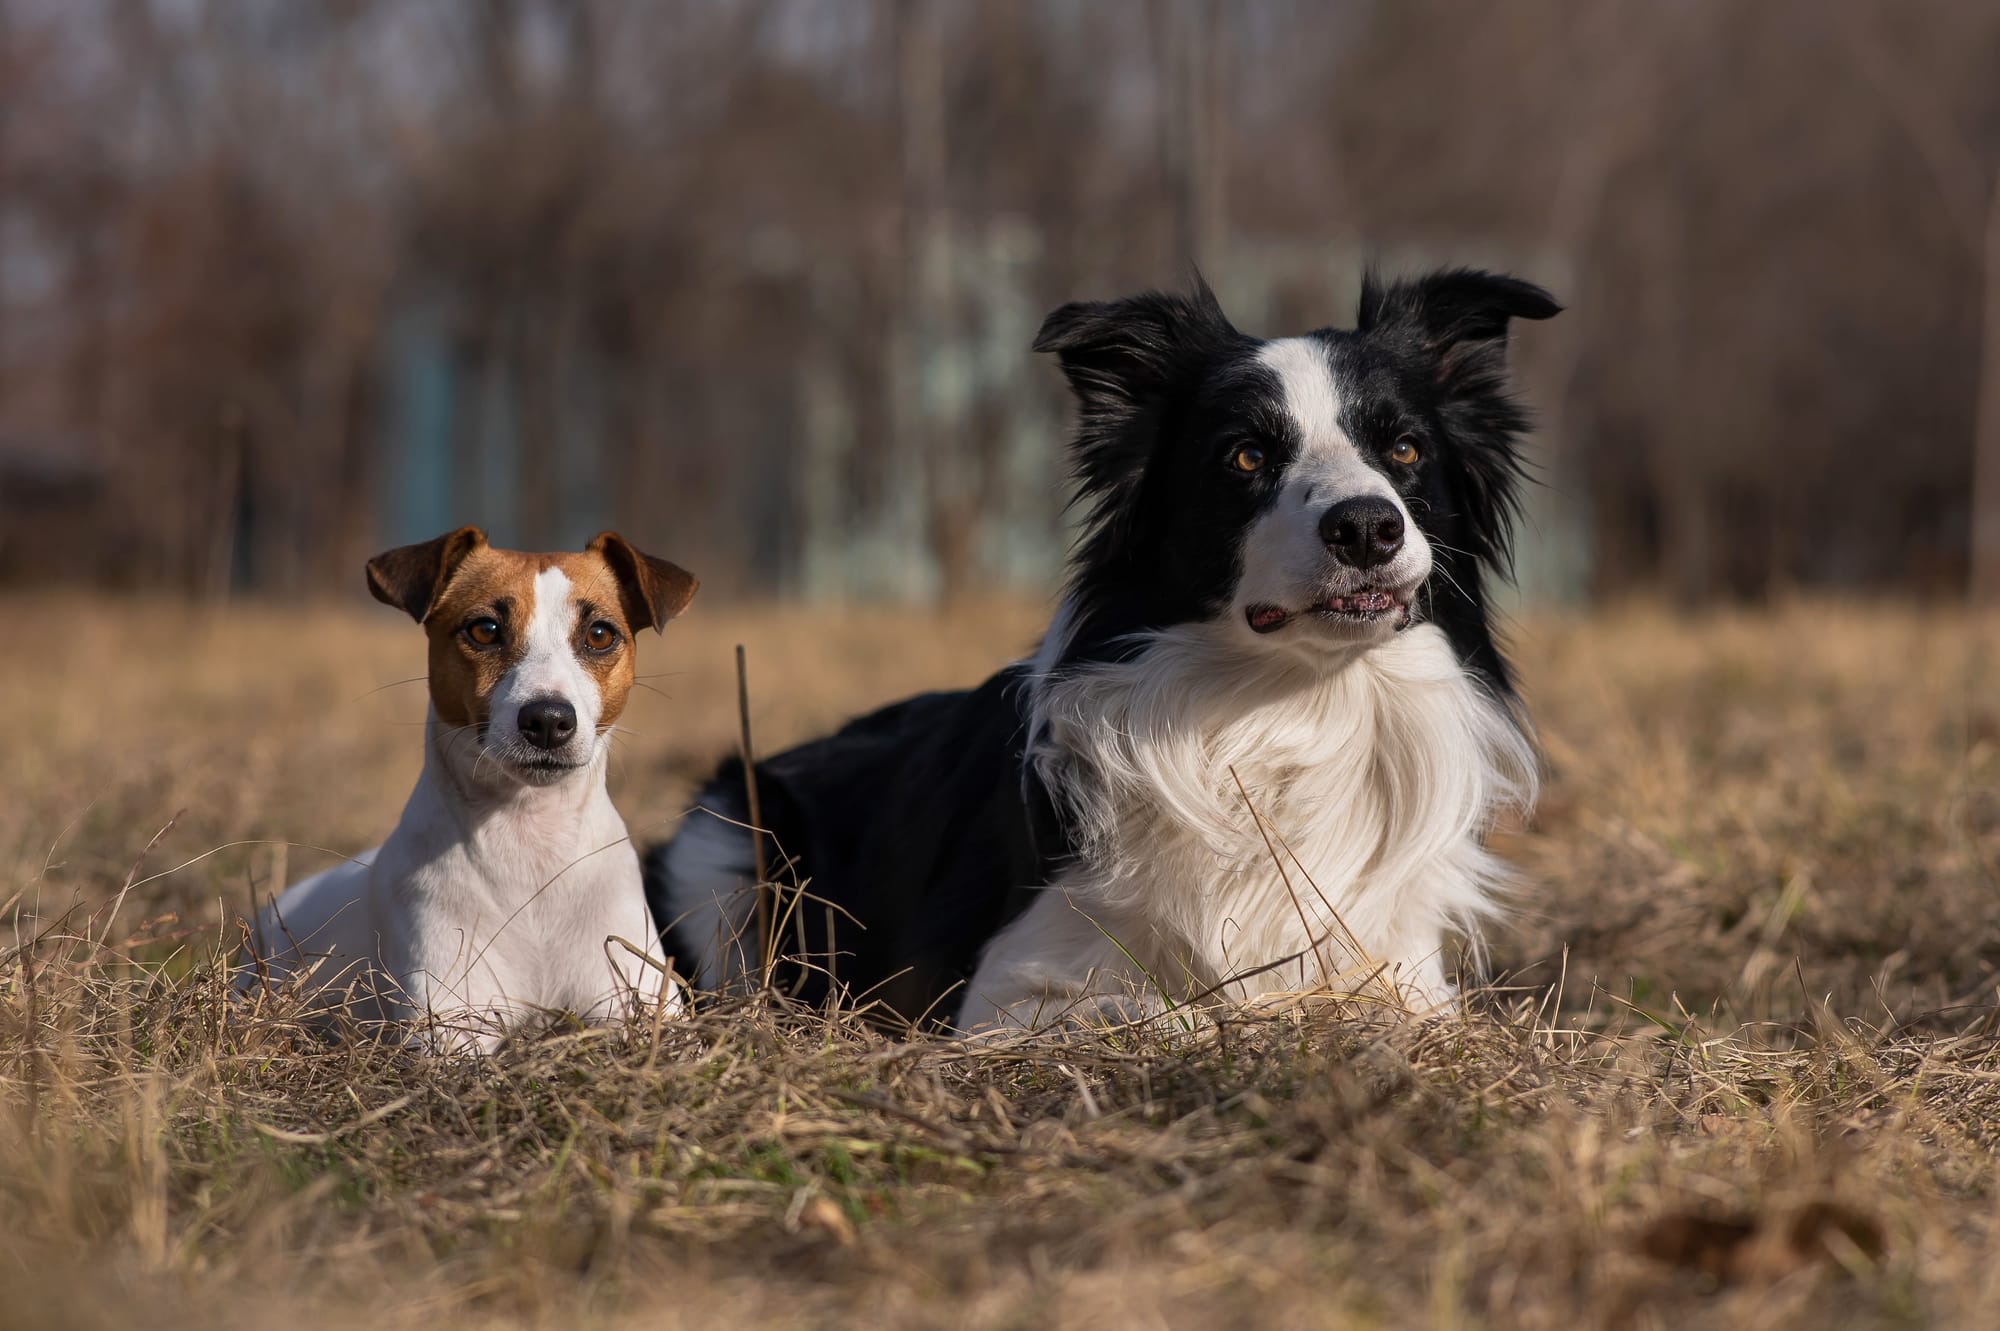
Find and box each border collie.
[645,268,1558,1030]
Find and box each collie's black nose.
[518,697,578,750]
[1319,497,1406,569]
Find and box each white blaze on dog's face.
[473,564,617,780]
[1231,338,1433,651]
[365,528,698,787]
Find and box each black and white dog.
[646,268,1558,1030]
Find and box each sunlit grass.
[4,595,1999,1328]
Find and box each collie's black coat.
[689,669,1063,1021]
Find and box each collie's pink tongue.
[1248,605,1290,632]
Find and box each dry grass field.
[4,594,2000,1329]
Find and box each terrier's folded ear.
[588,531,699,633]
[366,526,488,623]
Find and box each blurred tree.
[1,0,1996,605]
[1835,1,2000,603]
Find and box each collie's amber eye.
[585,621,619,652]
[465,617,502,647]
[1389,437,1421,465]
[1230,445,1266,474]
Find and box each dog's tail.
[643,778,760,996]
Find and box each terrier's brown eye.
[585,621,619,652]
[1389,437,1421,465]
[1230,445,1266,474]
[465,618,502,647]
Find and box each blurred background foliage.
[2,0,1999,605]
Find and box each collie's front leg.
[1383,946,1460,1016]
[955,892,1182,1034]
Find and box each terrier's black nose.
[518,697,578,750]
[1319,497,1406,569]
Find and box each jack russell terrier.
[239,526,697,1052]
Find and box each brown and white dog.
[240,527,697,1052]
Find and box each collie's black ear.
[1359,268,1558,582]
[1033,281,1239,400]
[1034,281,1242,497]
[366,526,487,623]
[1357,268,1560,358]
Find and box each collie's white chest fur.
[959,621,1534,1029]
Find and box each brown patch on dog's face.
[553,535,698,731]
[543,549,642,731]
[419,545,548,731]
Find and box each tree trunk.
[895,0,957,602]
[1157,0,1226,273]
[1970,171,2000,602]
